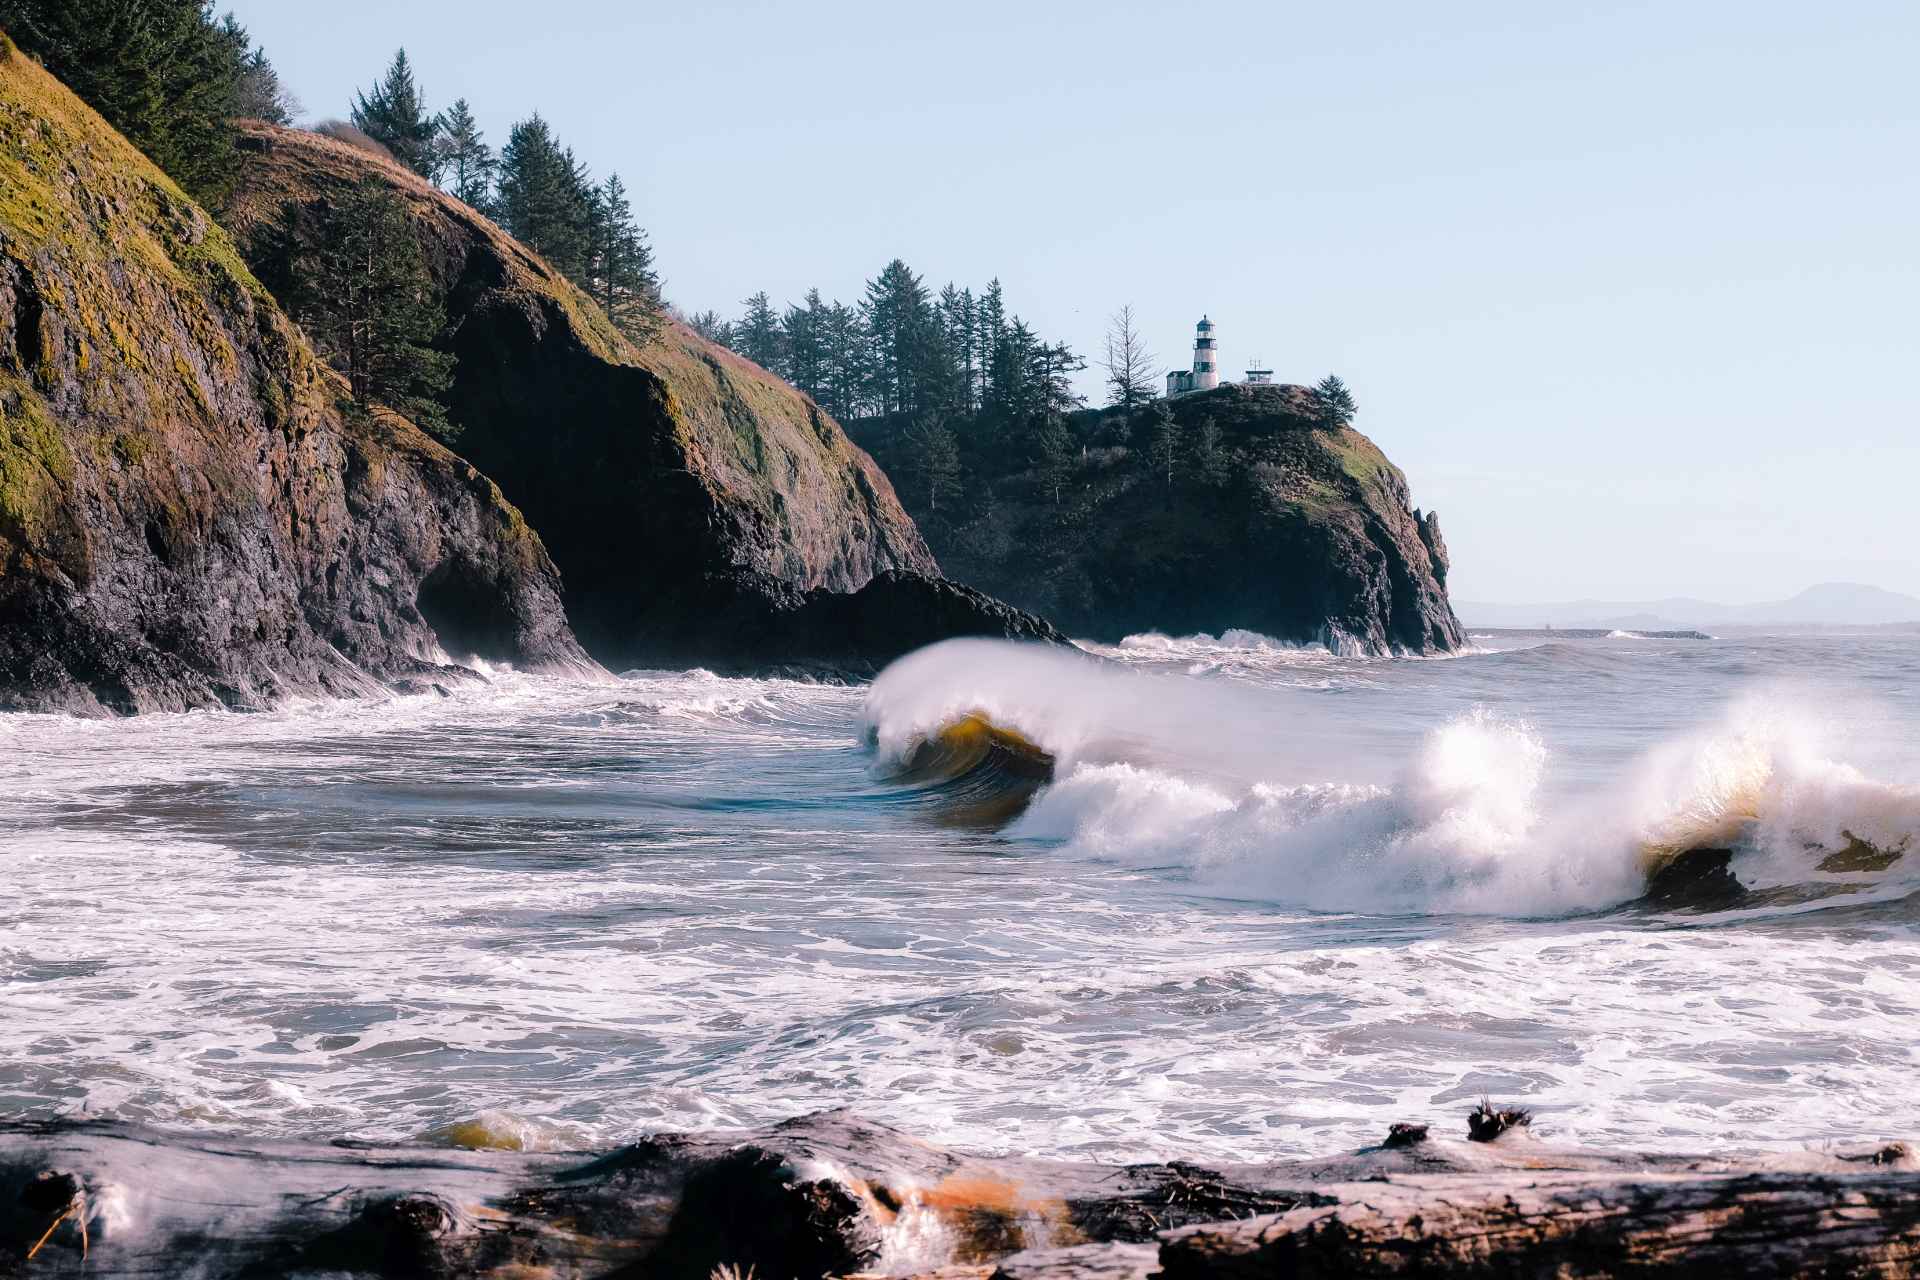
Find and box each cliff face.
[225,124,971,671]
[862,384,1466,655]
[0,48,590,714]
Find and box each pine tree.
[496,115,594,283]
[290,179,458,440]
[904,419,962,514]
[588,173,663,344]
[1032,414,1075,508]
[735,291,784,371]
[351,49,440,179]
[862,259,932,417]
[435,98,494,209]
[1031,337,1087,423]
[975,278,1009,413]
[822,301,869,421]
[226,17,298,124]
[1146,400,1181,505]
[1312,374,1357,429]
[782,290,829,402]
[688,310,735,348]
[1,0,271,207]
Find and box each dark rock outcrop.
[224,124,1054,674]
[0,49,591,714]
[4,1111,1917,1278]
[860,383,1466,655]
[753,570,1070,677]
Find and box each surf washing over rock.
[865,638,1920,917]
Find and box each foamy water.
[3,632,1918,1160]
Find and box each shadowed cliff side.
[225,123,1056,673]
[857,383,1466,655]
[0,43,590,714]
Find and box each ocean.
[4,631,1917,1161]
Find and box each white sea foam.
[864,640,1920,916]
[8,638,1920,1164]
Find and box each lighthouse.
[1166,316,1222,397]
[1190,316,1219,391]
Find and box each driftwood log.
[1,1110,1914,1278]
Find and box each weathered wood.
[991,1242,1158,1280]
[1157,1167,1920,1278]
[1,1113,1915,1278]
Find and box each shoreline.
[4,1109,1916,1277]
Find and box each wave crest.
[864,641,1919,917]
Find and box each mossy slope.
[225,124,941,667]
[0,45,589,713]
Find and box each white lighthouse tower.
[1191,315,1219,391]
[1165,316,1221,397]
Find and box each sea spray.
[864,640,1920,915]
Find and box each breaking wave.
[863,640,1920,917]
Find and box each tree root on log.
[1,1109,1916,1278]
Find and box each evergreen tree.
[496,115,594,282]
[351,49,439,179]
[1312,374,1357,429]
[1034,339,1087,421]
[688,310,735,348]
[587,173,663,344]
[225,17,298,124]
[937,284,977,414]
[1186,415,1230,488]
[904,419,962,514]
[290,178,457,441]
[1032,414,1075,507]
[434,98,494,209]
[975,278,1009,412]
[1146,400,1181,505]
[735,291,784,370]
[1,0,272,207]
[821,301,869,421]
[989,317,1038,425]
[782,290,830,402]
[861,259,933,417]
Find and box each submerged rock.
[0,51,591,714]
[225,124,1052,673]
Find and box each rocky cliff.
[860,383,1465,654]
[224,123,1046,673]
[0,45,591,714]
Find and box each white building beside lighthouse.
[1165,316,1220,398]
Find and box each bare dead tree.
[1100,304,1162,416]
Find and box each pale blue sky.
[226,0,1918,604]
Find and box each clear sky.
[225,0,1918,604]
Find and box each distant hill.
[1461,583,1920,630]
